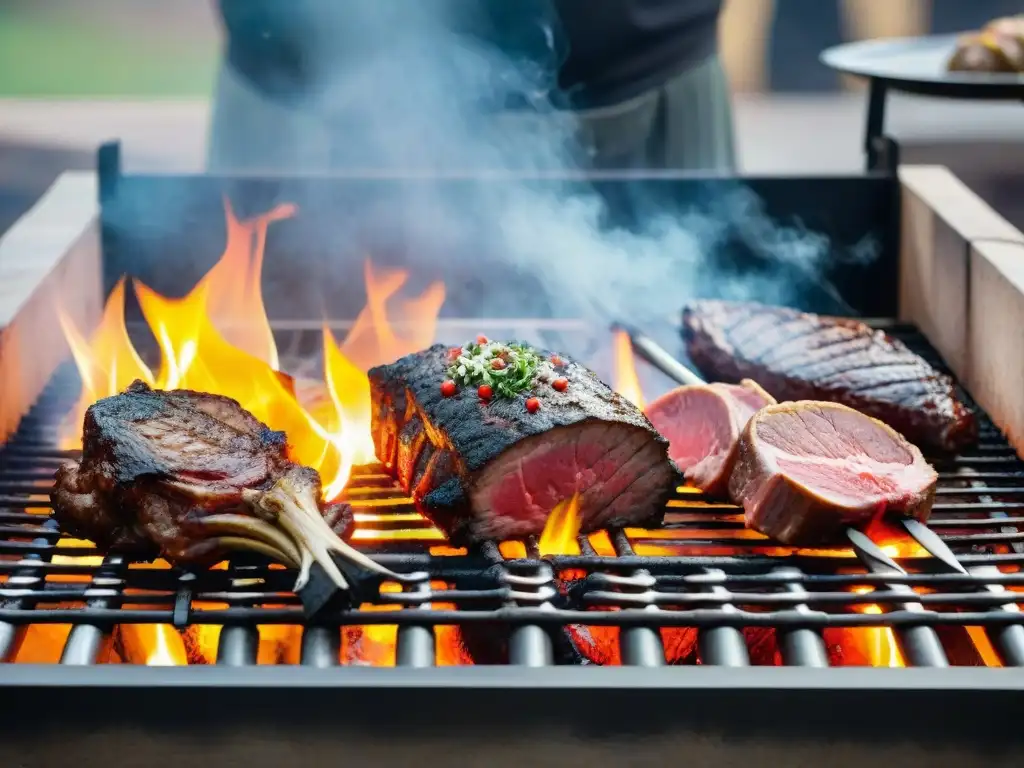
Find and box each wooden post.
[0,172,102,445]
[967,240,1024,455]
[898,165,1024,380]
[899,165,1024,457]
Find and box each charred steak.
[729,401,938,546]
[645,380,775,496]
[369,341,682,542]
[683,300,977,452]
[51,380,392,591]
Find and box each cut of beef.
[369,343,681,542]
[50,380,391,592]
[683,300,977,452]
[645,379,775,495]
[728,401,938,546]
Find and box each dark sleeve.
[217,0,317,97]
[217,0,567,101]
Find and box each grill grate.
[2,323,1024,668]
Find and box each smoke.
[212,0,877,329]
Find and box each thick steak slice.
[683,300,977,452]
[368,343,681,542]
[728,401,938,546]
[645,380,775,495]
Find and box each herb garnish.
[447,340,549,399]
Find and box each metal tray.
[821,34,1024,100]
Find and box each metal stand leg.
[864,78,896,172]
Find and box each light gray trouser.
[207,54,736,173]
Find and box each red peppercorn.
[526,397,541,413]
[490,358,506,370]
[476,334,489,345]
[550,355,563,366]
[441,380,456,397]
[478,384,493,400]
[552,377,568,392]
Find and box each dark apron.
[208,53,735,173]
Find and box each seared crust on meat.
[683,300,977,452]
[369,343,681,543]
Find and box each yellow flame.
[853,586,905,667]
[538,492,582,556]
[612,329,644,409]
[59,202,447,503]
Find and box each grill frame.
[3,322,1024,674]
[2,666,1024,768]
[4,156,1024,764]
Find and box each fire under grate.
[2,322,1024,669]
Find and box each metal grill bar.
[609,530,666,667]
[300,626,339,667]
[60,555,124,665]
[966,475,1024,666]
[697,570,750,667]
[217,627,259,666]
[0,519,58,662]
[774,568,829,667]
[395,580,435,667]
[1,324,1024,670]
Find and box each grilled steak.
[728,401,938,546]
[645,379,775,495]
[683,300,977,452]
[50,380,391,592]
[369,342,681,542]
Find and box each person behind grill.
[209,0,735,173]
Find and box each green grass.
[0,15,217,97]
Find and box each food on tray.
[368,339,682,543]
[51,381,395,591]
[948,15,1024,73]
[683,300,977,452]
[645,380,775,495]
[728,401,938,546]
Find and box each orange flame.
[55,200,446,666]
[60,201,445,499]
[852,586,905,667]
[612,329,644,409]
[538,493,582,556]
[58,278,154,441]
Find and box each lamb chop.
[683,300,977,452]
[369,339,681,543]
[51,380,398,592]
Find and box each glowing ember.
[538,493,582,556]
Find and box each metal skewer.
[614,322,968,573]
[612,321,704,387]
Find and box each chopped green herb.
[446,340,552,399]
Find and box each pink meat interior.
[645,387,736,470]
[718,382,774,415]
[469,421,673,540]
[755,405,927,510]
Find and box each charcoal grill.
[2,146,1024,766]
